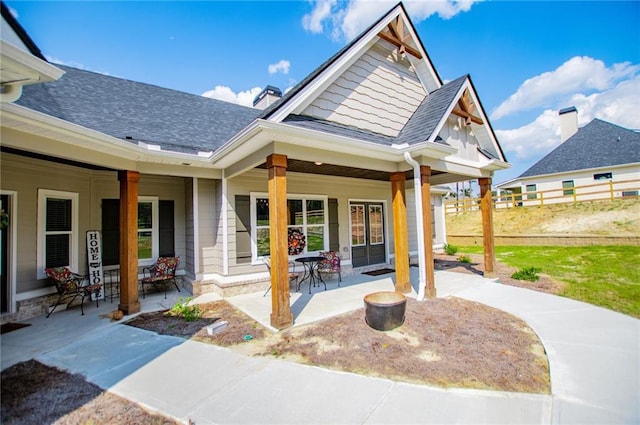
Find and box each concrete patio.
[1,268,638,424]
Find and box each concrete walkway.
[1,270,638,424]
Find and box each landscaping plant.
[168,297,202,322]
[444,243,458,255]
[511,267,541,282]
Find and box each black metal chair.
[140,257,181,299]
[44,267,102,317]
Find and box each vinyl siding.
[0,152,188,295]
[302,41,426,137]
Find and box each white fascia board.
[479,158,511,172]
[0,40,64,84]
[211,119,459,172]
[1,102,216,169]
[259,120,441,161]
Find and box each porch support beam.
[267,154,293,329]
[479,177,496,277]
[118,170,141,315]
[390,172,411,293]
[420,166,436,298]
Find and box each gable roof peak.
[258,1,442,122]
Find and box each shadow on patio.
[226,267,425,331]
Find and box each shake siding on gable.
[302,43,426,137]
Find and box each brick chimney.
[253,85,282,110]
[559,106,578,142]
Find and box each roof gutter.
[404,151,427,301]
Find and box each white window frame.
[138,196,159,266]
[249,193,329,263]
[37,189,79,279]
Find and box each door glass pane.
[306,200,324,225]
[306,226,324,251]
[287,199,303,225]
[350,205,365,246]
[369,205,383,245]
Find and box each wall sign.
[86,230,104,300]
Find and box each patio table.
[295,256,327,294]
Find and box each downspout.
[222,171,229,276]
[403,152,427,301]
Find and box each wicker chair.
[44,267,102,317]
[140,257,181,299]
[318,251,342,286]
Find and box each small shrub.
[458,254,472,264]
[168,297,202,322]
[511,267,541,282]
[444,243,458,255]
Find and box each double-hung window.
[526,184,537,200]
[137,197,159,264]
[101,196,170,267]
[251,194,328,260]
[562,180,574,196]
[37,189,79,279]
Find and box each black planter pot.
[363,291,407,331]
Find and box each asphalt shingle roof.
[519,118,640,178]
[17,65,261,155]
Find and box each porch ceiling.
[257,158,445,181]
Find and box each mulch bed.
[0,360,180,425]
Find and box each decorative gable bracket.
[452,88,483,126]
[377,16,423,59]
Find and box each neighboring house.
[496,107,640,206]
[0,2,509,327]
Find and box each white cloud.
[201,85,263,107]
[495,74,640,160]
[302,0,337,34]
[303,0,479,41]
[491,56,639,120]
[268,59,290,75]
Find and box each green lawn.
[460,245,640,318]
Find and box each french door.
[350,202,385,267]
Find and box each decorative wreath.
[288,228,306,255]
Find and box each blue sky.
[6,0,640,184]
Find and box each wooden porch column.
[478,177,496,277]
[420,166,436,298]
[118,170,141,315]
[267,154,293,329]
[390,172,411,293]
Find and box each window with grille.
[562,180,574,196]
[38,190,78,279]
[251,194,328,259]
